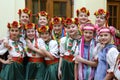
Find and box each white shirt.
[60,37,79,56]
[44,40,59,60]
[0,39,25,58]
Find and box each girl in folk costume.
[114,53,120,80]
[36,11,50,37]
[50,17,66,44]
[58,18,79,80]
[36,11,49,28]
[18,8,32,75]
[94,9,109,28]
[18,8,32,39]
[94,27,119,80]
[76,7,91,38]
[75,23,97,80]
[0,21,25,80]
[37,25,59,80]
[76,7,91,26]
[94,9,120,51]
[24,23,53,80]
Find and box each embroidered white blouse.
[0,39,25,58]
[106,47,119,73]
[44,40,59,60]
[60,37,79,57]
[24,38,46,57]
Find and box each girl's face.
[53,23,62,34]
[99,32,111,45]
[78,12,89,24]
[67,24,78,36]
[38,16,48,26]
[9,28,20,40]
[95,15,106,27]
[26,28,35,40]
[83,30,94,42]
[40,31,50,42]
[19,12,30,25]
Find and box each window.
[25,0,73,23]
[107,2,120,29]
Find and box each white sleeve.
[60,37,66,56]
[0,42,8,55]
[38,38,46,49]
[49,40,59,58]
[106,47,119,73]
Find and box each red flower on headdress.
[18,9,22,15]
[53,17,62,24]
[80,7,86,13]
[40,11,47,16]
[37,26,49,33]
[25,23,35,30]
[66,18,72,25]
[74,18,79,25]
[7,23,11,28]
[12,21,19,28]
[98,9,105,15]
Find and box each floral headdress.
[37,25,49,33]
[64,18,79,27]
[36,11,49,19]
[7,21,22,29]
[94,9,109,19]
[51,17,64,25]
[18,8,32,17]
[97,26,115,36]
[24,23,37,30]
[81,23,96,31]
[76,7,90,16]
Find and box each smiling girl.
[58,18,79,80]
[94,27,119,80]
[37,25,59,80]
[0,21,25,80]
[75,23,96,80]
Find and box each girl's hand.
[75,55,84,63]
[2,59,12,64]
[58,69,62,80]
[26,39,34,50]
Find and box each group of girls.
[0,7,120,80]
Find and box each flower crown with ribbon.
[18,8,32,17]
[7,21,22,29]
[64,18,79,27]
[25,23,37,30]
[36,11,49,19]
[81,23,96,31]
[76,7,90,16]
[37,25,50,33]
[94,9,109,19]
[97,26,115,36]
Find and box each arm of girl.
[74,63,78,80]
[75,55,98,67]
[58,57,62,80]
[104,73,114,80]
